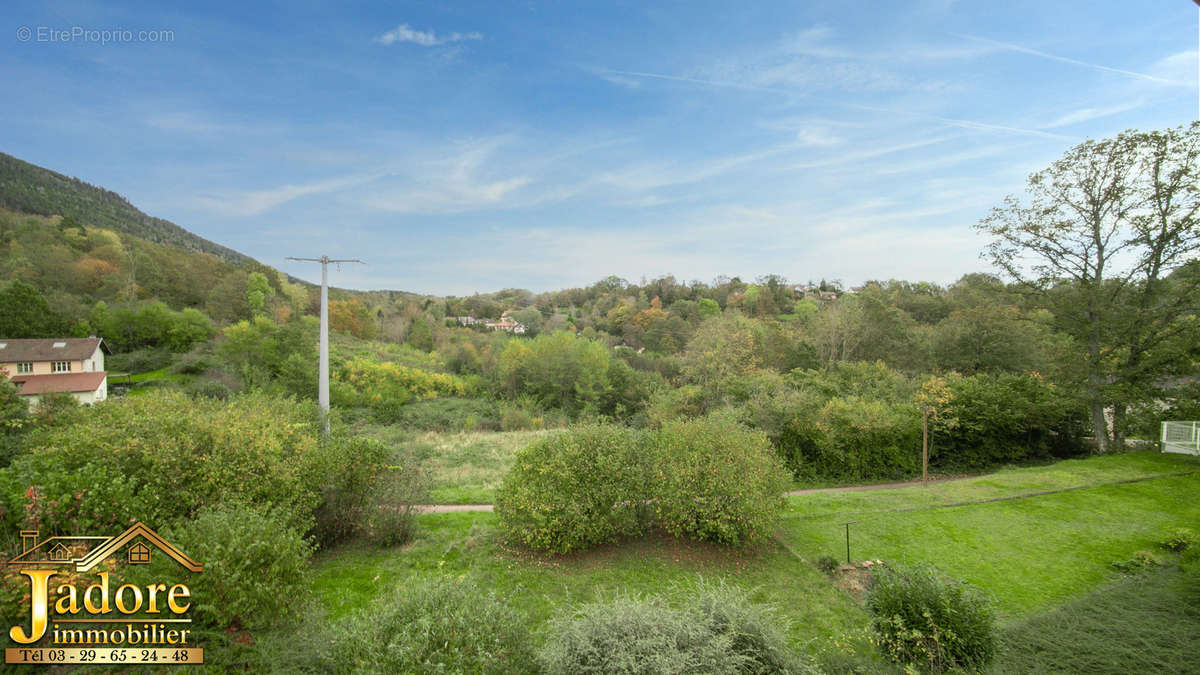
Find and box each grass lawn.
[781,451,1200,621]
[311,513,879,665]
[115,367,195,396]
[360,426,552,504]
[992,564,1200,674]
[310,450,1200,670]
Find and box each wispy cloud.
[597,67,1069,140]
[193,172,383,216]
[1040,100,1145,129]
[957,34,1179,85]
[373,23,482,47]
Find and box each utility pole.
[286,255,364,436]
[922,407,929,486]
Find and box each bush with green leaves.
[1160,527,1197,552]
[865,564,996,672]
[497,418,788,553]
[0,379,29,467]
[0,391,328,534]
[932,372,1086,470]
[164,503,312,631]
[0,391,399,547]
[362,458,429,547]
[264,577,536,673]
[389,396,501,431]
[650,417,788,545]
[184,377,232,400]
[496,331,640,416]
[1111,550,1161,574]
[539,582,818,674]
[779,396,921,482]
[496,425,650,554]
[107,346,176,374]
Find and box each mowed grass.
[360,426,553,504]
[781,451,1200,621]
[311,512,877,663]
[310,450,1199,669]
[991,564,1200,674]
[791,450,1196,516]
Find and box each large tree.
[977,123,1200,451]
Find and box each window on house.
[52,361,70,373]
[16,363,33,374]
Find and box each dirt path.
[785,473,985,496]
[412,473,988,514]
[413,503,495,514]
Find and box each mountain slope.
[0,152,247,264]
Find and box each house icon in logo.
[6,522,202,572]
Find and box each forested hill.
[0,152,248,264]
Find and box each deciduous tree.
[977,123,1200,451]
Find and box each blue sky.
[3,1,1198,295]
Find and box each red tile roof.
[10,372,108,395]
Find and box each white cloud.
[373,23,482,47]
[957,34,1181,85]
[1146,50,1199,89]
[191,172,382,216]
[1040,100,1146,129]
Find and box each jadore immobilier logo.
[3,522,203,665]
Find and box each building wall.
[19,382,105,408]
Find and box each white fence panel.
[1162,421,1200,456]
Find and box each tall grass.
[991,565,1200,674]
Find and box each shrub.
[497,418,790,553]
[650,417,788,545]
[1111,550,1161,574]
[171,351,216,375]
[107,347,175,374]
[688,579,810,674]
[269,578,535,673]
[496,425,650,554]
[390,397,500,431]
[932,372,1086,470]
[784,396,921,482]
[363,459,428,547]
[0,391,343,536]
[1160,528,1197,552]
[495,331,618,414]
[865,564,996,672]
[539,584,817,674]
[335,358,471,408]
[164,503,312,631]
[500,403,537,431]
[184,378,232,400]
[309,437,390,547]
[816,555,840,575]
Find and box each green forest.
[0,124,1197,672]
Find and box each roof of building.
[10,372,108,395]
[0,337,108,362]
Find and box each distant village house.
[0,337,110,406]
[457,313,527,334]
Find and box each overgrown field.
[360,426,552,504]
[308,450,1200,672]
